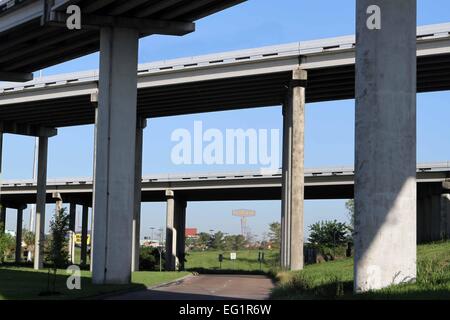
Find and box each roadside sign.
[230,252,237,260]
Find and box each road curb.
[85,273,195,300]
[147,273,195,290]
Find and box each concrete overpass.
[1,163,450,203]
[0,0,245,81]
[2,163,450,256]
[1,22,450,129]
[0,0,248,284]
[0,0,446,292]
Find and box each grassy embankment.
[271,241,450,300]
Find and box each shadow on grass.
[0,266,146,300]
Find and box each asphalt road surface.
[108,274,274,300]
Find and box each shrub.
[0,225,15,263]
[140,246,165,271]
[308,220,352,260]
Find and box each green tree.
[140,246,165,271]
[209,231,225,250]
[23,230,35,260]
[345,199,355,229]
[224,234,247,251]
[268,222,281,248]
[308,220,351,249]
[45,208,70,268]
[0,224,15,263]
[196,232,211,250]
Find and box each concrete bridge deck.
[1,162,449,206]
[0,0,246,78]
[1,23,450,129]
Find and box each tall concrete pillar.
[165,190,176,271]
[355,0,417,292]
[416,196,425,243]
[15,207,24,263]
[441,194,450,239]
[68,203,76,264]
[176,200,187,271]
[34,136,48,270]
[431,195,441,241]
[425,196,433,242]
[280,103,291,270]
[80,205,89,267]
[0,205,5,234]
[131,118,146,272]
[280,68,307,271]
[91,27,139,284]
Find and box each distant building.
[185,228,198,238]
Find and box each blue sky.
[2,0,450,240]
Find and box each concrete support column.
[416,196,425,243]
[68,203,76,264]
[280,103,291,270]
[165,190,176,271]
[355,0,417,292]
[80,205,89,267]
[131,118,147,272]
[91,27,139,284]
[176,200,187,271]
[15,207,23,263]
[441,194,450,239]
[431,195,441,241]
[280,68,307,271]
[34,136,48,270]
[0,205,5,234]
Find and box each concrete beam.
[280,68,307,271]
[0,71,33,82]
[34,136,49,270]
[0,121,57,138]
[49,12,195,36]
[354,0,417,292]
[15,208,23,263]
[91,27,139,285]
[132,118,146,272]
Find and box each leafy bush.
[308,220,352,261]
[140,246,165,271]
[0,224,15,263]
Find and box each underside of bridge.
[1,0,450,292]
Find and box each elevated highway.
[1,162,449,206]
[0,23,450,130]
[0,0,245,80]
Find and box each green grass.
[271,241,450,300]
[185,249,279,273]
[0,266,189,300]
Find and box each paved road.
[108,274,274,300]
